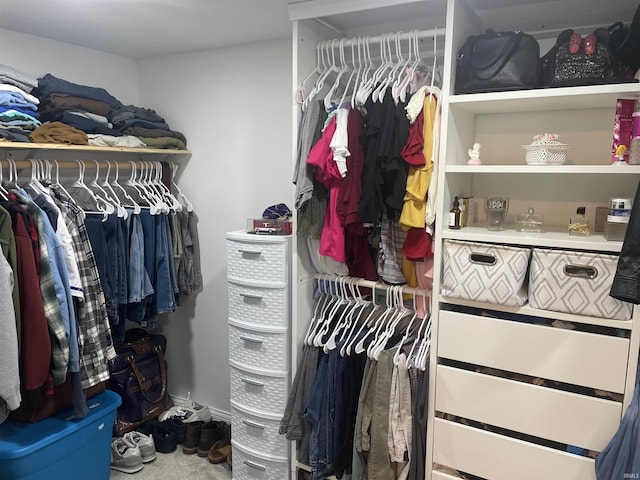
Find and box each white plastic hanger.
[356,286,395,356]
[305,40,340,112]
[109,161,141,214]
[297,40,326,108]
[323,278,362,352]
[152,161,182,213]
[0,162,9,201]
[99,161,128,219]
[345,283,382,356]
[170,162,193,213]
[71,160,114,218]
[50,160,76,206]
[91,161,127,218]
[305,276,335,346]
[371,286,411,360]
[373,32,403,103]
[314,276,350,347]
[392,289,421,365]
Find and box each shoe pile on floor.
[110,400,232,474]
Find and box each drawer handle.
[244,460,266,471]
[240,335,264,345]
[469,252,496,266]
[242,419,266,430]
[238,249,262,255]
[241,378,265,388]
[564,263,598,279]
[239,293,264,300]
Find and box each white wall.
[0,28,140,106]
[138,39,293,415]
[3,27,293,417]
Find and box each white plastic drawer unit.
[227,281,289,328]
[226,233,290,286]
[231,441,288,480]
[229,360,288,416]
[231,400,288,458]
[228,319,288,371]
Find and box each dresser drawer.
[229,319,288,371]
[226,236,289,286]
[231,401,288,458]
[435,365,622,452]
[438,310,629,393]
[229,361,288,416]
[231,441,288,480]
[433,418,595,480]
[228,282,288,328]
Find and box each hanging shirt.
[0,253,20,423]
[53,188,115,389]
[307,116,346,263]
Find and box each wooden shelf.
[0,140,191,157]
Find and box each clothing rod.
[0,159,180,170]
[313,274,431,298]
[318,27,445,48]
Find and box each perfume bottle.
[568,206,591,236]
[516,207,544,233]
[449,196,462,229]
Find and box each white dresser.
[225,231,292,480]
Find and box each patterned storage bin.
[529,248,632,320]
[441,240,532,306]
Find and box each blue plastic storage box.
[0,390,121,480]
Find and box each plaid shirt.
[53,188,115,389]
[10,190,69,385]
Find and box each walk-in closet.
[0,1,640,479]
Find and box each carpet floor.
[109,448,232,480]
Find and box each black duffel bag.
[455,30,541,94]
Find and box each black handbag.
[609,3,640,76]
[455,30,541,94]
[108,328,172,435]
[541,27,633,87]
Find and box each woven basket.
[522,142,569,165]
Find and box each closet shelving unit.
[431,1,640,479]
[290,0,640,479]
[289,0,448,478]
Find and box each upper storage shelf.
[449,83,640,114]
[0,142,191,163]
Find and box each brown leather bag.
[108,328,173,435]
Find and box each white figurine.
[467,142,481,165]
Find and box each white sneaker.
[159,403,211,423]
[124,431,157,463]
[110,437,144,474]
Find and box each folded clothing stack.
[25,72,187,149]
[0,63,41,142]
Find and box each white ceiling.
[0,0,294,59]
[0,0,638,60]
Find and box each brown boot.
[182,421,204,455]
[196,421,226,457]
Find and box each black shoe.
[151,422,177,453]
[164,417,187,444]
